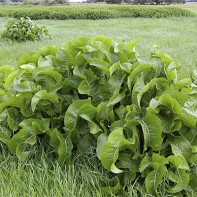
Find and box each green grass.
[0,16,196,78]
[184,6,197,15]
[0,142,114,197]
[0,14,197,196]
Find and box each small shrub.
[1,17,51,42]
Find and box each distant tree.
[124,0,132,4]
[86,0,97,2]
[43,0,49,5]
[105,0,121,4]
[41,0,68,5]
[86,0,104,2]
[22,0,40,5]
[54,0,67,4]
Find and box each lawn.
[0,16,197,77]
[0,7,197,197]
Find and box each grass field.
[0,6,197,197]
[0,15,196,78]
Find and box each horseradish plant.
[1,17,51,42]
[0,36,196,196]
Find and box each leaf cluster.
[1,17,51,42]
[0,36,197,196]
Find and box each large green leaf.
[96,133,108,160]
[100,69,125,103]
[140,153,168,197]
[167,155,190,193]
[139,110,163,151]
[38,55,53,67]
[157,94,196,128]
[127,64,152,90]
[8,118,50,160]
[168,134,196,164]
[49,128,73,165]
[77,69,101,104]
[101,128,138,173]
[78,103,101,134]
[31,90,60,112]
[64,99,91,131]
[137,78,167,107]
[33,67,63,92]
[17,54,40,68]
[0,129,10,145]
[0,96,22,113]
[7,107,22,131]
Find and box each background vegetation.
[0,0,187,5]
[0,6,194,20]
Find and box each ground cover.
[0,8,197,197]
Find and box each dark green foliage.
[105,0,121,4]
[1,17,51,42]
[0,6,194,20]
[54,0,67,4]
[0,36,197,196]
[22,0,40,5]
[43,0,68,5]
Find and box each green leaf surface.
[31,90,60,112]
[64,99,91,131]
[128,64,152,90]
[139,111,163,151]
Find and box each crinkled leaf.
[8,118,50,160]
[96,133,108,160]
[127,64,152,90]
[31,90,60,112]
[139,111,163,151]
[64,99,91,131]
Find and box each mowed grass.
[0,10,197,197]
[185,7,197,14]
[174,2,197,14]
[0,15,196,78]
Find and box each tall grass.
[0,140,114,197]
